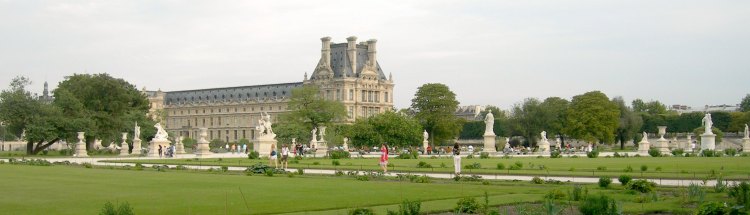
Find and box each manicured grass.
[113,156,750,180]
[0,163,737,214]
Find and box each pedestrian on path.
[269,144,278,168]
[380,143,389,173]
[453,142,461,176]
[281,144,290,169]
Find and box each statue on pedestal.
[153,123,168,141]
[541,131,547,142]
[134,122,140,140]
[744,124,749,139]
[702,113,713,134]
[310,127,318,144]
[484,112,495,136]
[255,112,274,136]
[641,132,648,143]
[423,130,429,142]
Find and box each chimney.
[347,36,357,73]
[367,39,377,67]
[320,36,331,68]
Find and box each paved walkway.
[1,152,733,187]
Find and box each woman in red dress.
[380,143,389,173]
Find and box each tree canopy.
[612,96,642,149]
[349,111,422,148]
[565,91,619,144]
[274,84,347,144]
[740,94,750,112]
[509,98,544,146]
[410,83,462,145]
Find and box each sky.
[1,1,749,110]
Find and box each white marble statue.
[311,127,318,142]
[484,112,495,135]
[540,131,547,142]
[702,113,713,134]
[256,112,274,136]
[319,126,326,142]
[423,130,429,142]
[641,132,648,143]
[134,122,140,140]
[745,124,749,139]
[153,123,168,141]
[343,137,349,150]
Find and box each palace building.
[147,36,394,143]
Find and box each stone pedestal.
[656,138,670,154]
[255,137,278,157]
[701,133,716,151]
[315,141,328,156]
[483,135,496,153]
[423,140,429,151]
[743,138,750,153]
[131,139,142,155]
[538,140,551,154]
[175,138,186,154]
[195,128,212,157]
[637,140,650,154]
[148,139,171,157]
[74,132,88,157]
[119,133,129,156]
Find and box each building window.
[349,89,354,100]
[361,90,366,102]
[361,107,367,117]
[336,89,341,101]
[202,118,206,126]
[210,130,213,140]
[375,92,380,102]
[242,130,246,139]
[234,130,238,140]
[348,106,353,119]
[385,92,389,103]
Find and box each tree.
[349,111,422,148]
[740,94,750,112]
[539,97,570,145]
[612,97,643,149]
[274,85,347,144]
[53,73,154,149]
[632,99,667,115]
[709,111,732,132]
[565,91,619,144]
[410,83,461,145]
[509,98,544,146]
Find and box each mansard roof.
[164,82,303,105]
[313,43,386,80]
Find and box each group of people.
[268,144,291,169]
[224,144,248,154]
[376,142,463,176]
[157,145,176,158]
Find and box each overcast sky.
[1,1,748,110]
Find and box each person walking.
[269,144,278,168]
[158,145,163,158]
[453,142,461,176]
[380,143,389,173]
[281,144,290,169]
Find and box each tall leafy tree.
[740,94,750,112]
[509,98,544,146]
[612,96,643,149]
[349,111,422,148]
[632,98,667,115]
[565,91,619,144]
[274,84,346,144]
[53,74,153,149]
[410,83,461,145]
[539,97,570,145]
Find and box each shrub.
[531,176,544,184]
[596,166,607,171]
[496,163,505,170]
[332,160,341,166]
[329,150,351,159]
[312,161,320,165]
[640,165,648,172]
[624,165,634,172]
[393,199,421,215]
[701,150,720,157]
[671,148,685,156]
[544,189,566,200]
[550,150,562,158]
[265,170,274,177]
[349,208,374,215]
[356,175,369,181]
[397,152,415,159]
[296,168,304,175]
[695,202,728,215]
[688,183,706,203]
[579,194,621,215]
[220,166,229,172]
[454,197,480,214]
[514,161,523,169]
[99,201,134,215]
[599,177,612,188]
[725,148,738,157]
[416,161,432,168]
[83,163,93,168]
[648,148,661,157]
[626,179,656,193]
[728,181,750,207]
[247,150,260,159]
[586,150,599,158]
[479,152,490,159]
[466,154,474,159]
[464,162,481,169]
[618,175,632,186]
[569,185,587,201]
[413,175,431,183]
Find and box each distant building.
[455,105,485,121]
[669,104,739,114]
[40,81,53,104]
[144,36,394,143]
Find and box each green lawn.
[110,156,750,180]
[0,163,737,214]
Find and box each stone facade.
[145,36,394,143]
